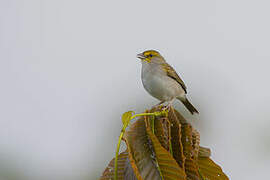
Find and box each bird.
[137,50,198,114]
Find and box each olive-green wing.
[162,63,187,93]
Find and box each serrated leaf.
[100,151,137,180]
[144,113,187,180]
[101,107,229,180]
[191,129,200,160]
[198,157,229,180]
[167,108,186,169]
[198,147,211,158]
[181,123,200,180]
[124,118,162,180]
[153,116,171,152]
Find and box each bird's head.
[137,50,164,63]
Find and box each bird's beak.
[137,53,146,60]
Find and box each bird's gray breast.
[141,62,184,101]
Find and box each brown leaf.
[198,147,211,158]
[191,129,200,160]
[198,157,229,180]
[100,151,137,180]
[167,108,186,169]
[100,107,229,180]
[124,118,162,180]
[153,116,171,152]
[144,113,187,180]
[181,124,200,180]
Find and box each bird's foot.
[162,98,175,111]
[152,101,165,110]
[162,104,172,111]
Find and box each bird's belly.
[142,73,185,101]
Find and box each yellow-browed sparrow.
[137,50,198,114]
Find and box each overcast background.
[1,0,270,179]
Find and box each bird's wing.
[162,63,187,93]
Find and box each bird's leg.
[163,98,176,110]
[153,101,165,109]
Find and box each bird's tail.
[177,97,199,114]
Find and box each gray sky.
[1,0,270,179]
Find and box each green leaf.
[122,111,134,129]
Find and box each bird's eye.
[149,54,153,57]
